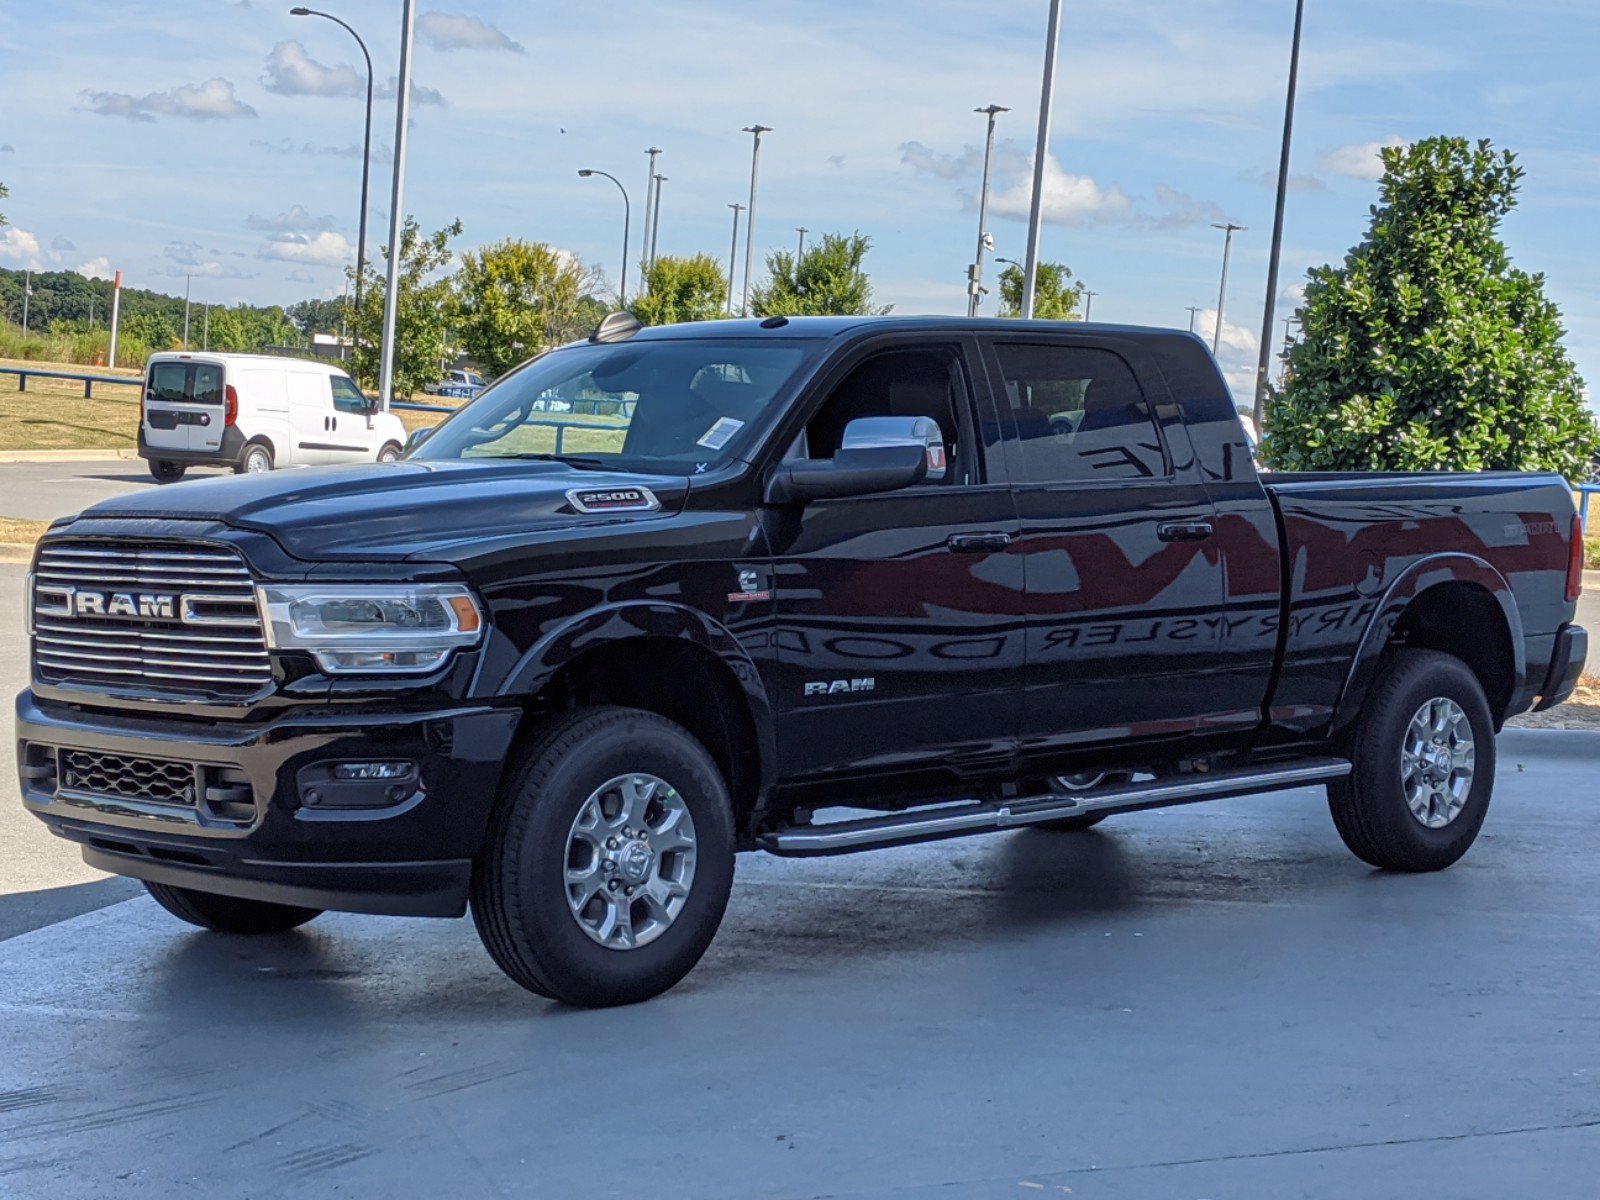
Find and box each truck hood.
[71,460,689,561]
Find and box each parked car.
[137,352,409,482]
[20,315,1587,1008]
[435,368,486,401]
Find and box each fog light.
[333,761,412,781]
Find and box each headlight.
[256,583,484,675]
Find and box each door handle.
[1157,521,1214,542]
[947,532,1013,554]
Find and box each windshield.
[412,339,815,474]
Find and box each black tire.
[149,460,186,484]
[377,441,403,463]
[144,881,321,934]
[1031,771,1128,832]
[471,707,736,1007]
[1328,648,1495,872]
[235,442,274,475]
[1037,812,1108,832]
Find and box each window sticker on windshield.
[696,416,744,450]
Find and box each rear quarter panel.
[1266,471,1577,732]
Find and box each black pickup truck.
[16,315,1588,1006]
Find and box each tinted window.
[192,364,223,405]
[148,362,188,404]
[992,343,1164,482]
[330,375,369,414]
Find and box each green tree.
[1264,136,1599,477]
[751,232,890,318]
[348,216,462,396]
[122,309,179,351]
[286,297,349,338]
[996,262,1081,320]
[0,180,8,228]
[454,239,600,377]
[632,254,729,326]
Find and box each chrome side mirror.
[840,415,947,482]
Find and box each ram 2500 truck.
[16,315,1589,1007]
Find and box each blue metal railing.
[389,401,627,455]
[1578,483,1598,536]
[0,366,142,399]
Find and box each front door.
[290,371,365,464]
[766,337,1023,785]
[980,334,1232,761]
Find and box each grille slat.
[60,750,196,807]
[32,540,271,699]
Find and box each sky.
[1,0,1597,411]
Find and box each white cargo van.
[137,353,409,483]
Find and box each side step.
[758,758,1351,858]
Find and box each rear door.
[187,361,226,456]
[142,360,224,455]
[979,334,1233,760]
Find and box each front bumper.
[15,690,521,917]
[1532,623,1589,712]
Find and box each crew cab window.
[802,347,977,486]
[330,375,369,414]
[991,343,1165,481]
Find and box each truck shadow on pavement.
[0,878,142,943]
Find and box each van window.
[193,364,224,405]
[330,375,369,415]
[149,362,189,404]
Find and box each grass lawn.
[0,516,51,545]
[0,356,143,451]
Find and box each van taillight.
[1567,513,1584,603]
[224,384,238,427]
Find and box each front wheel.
[471,707,736,1007]
[1328,648,1495,872]
[144,882,321,934]
[377,441,402,463]
[235,443,274,475]
[149,460,186,484]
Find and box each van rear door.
[143,360,225,455]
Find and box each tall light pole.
[21,269,30,334]
[740,124,771,316]
[578,169,630,306]
[376,0,417,408]
[726,203,744,315]
[1252,0,1306,432]
[1020,0,1064,319]
[795,226,808,261]
[968,103,1009,318]
[1081,288,1096,322]
[1211,222,1245,356]
[648,175,666,268]
[1186,305,1201,332]
[183,273,192,349]
[291,7,374,312]
[642,148,661,277]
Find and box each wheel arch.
[1333,553,1524,735]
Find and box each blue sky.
[1,0,1596,408]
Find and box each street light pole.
[1252,0,1306,433]
[726,203,744,315]
[648,176,666,267]
[376,0,417,409]
[1081,288,1096,322]
[795,226,808,261]
[968,103,1009,318]
[290,7,374,313]
[1211,222,1245,356]
[740,124,771,317]
[578,169,631,306]
[642,148,661,276]
[183,273,192,349]
[1020,0,1064,319]
[21,269,30,334]
[1186,305,1201,333]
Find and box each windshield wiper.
[494,453,611,469]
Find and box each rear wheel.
[236,443,274,475]
[471,707,736,1007]
[1328,648,1495,872]
[1033,771,1129,831]
[144,882,321,934]
[149,460,186,484]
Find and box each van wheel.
[471,707,736,1007]
[1328,649,1495,872]
[377,441,402,463]
[236,443,274,475]
[149,460,186,484]
[144,882,321,934]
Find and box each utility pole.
[726,203,744,315]
[795,226,808,261]
[1020,0,1064,318]
[1253,0,1307,434]
[648,175,666,267]
[21,269,30,334]
[203,304,210,351]
[376,0,417,409]
[1081,289,1096,322]
[1186,305,1202,333]
[642,148,661,277]
[183,273,192,349]
[88,293,95,329]
[968,103,1009,317]
[741,124,771,317]
[1211,222,1245,356]
[108,271,122,369]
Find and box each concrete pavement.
[2,728,1598,1197]
[0,459,233,524]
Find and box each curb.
[0,449,138,463]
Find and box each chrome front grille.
[32,540,271,699]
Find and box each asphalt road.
[3,705,1599,1194]
[0,458,225,523]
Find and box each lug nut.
[606,837,618,850]
[624,886,635,897]
[602,860,615,873]
[607,880,619,892]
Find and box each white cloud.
[251,137,394,164]
[378,77,446,107]
[77,257,113,280]
[1322,137,1406,181]
[51,235,77,252]
[246,205,336,233]
[258,231,354,268]
[1195,308,1259,359]
[0,144,13,153]
[986,152,1133,227]
[82,78,256,122]
[163,240,248,278]
[286,268,316,284]
[417,12,524,53]
[0,228,47,271]
[260,41,363,98]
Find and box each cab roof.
[613,314,1189,342]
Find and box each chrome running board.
[758,758,1351,858]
